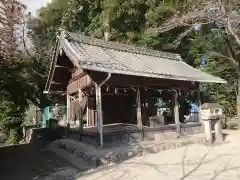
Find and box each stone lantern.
[200,103,224,143]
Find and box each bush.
[6,129,22,144]
[0,132,7,143]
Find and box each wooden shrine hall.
[45,30,226,147]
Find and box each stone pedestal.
[203,120,213,144]
[214,119,223,142]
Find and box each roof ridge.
[65,31,181,61]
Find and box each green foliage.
[179,26,237,116]
[28,0,238,118]
[6,129,22,145]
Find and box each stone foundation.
[180,123,204,135]
[50,134,206,169]
[99,136,206,166]
[69,123,204,147]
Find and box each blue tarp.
[41,105,67,127]
[190,103,198,113]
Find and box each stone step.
[49,134,206,170]
[98,135,206,166]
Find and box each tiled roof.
[58,30,226,84]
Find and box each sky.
[20,0,51,15]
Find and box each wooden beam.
[78,89,83,141]
[51,81,62,85]
[136,87,143,131]
[55,65,69,69]
[44,90,65,95]
[69,71,87,83]
[86,97,89,127]
[89,72,197,90]
[173,90,180,134]
[66,94,70,136]
[102,93,128,96]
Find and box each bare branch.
[217,0,240,46]
[209,51,238,66]
[158,2,218,33]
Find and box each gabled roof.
[46,30,226,92]
[58,31,226,84]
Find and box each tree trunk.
[237,69,240,118]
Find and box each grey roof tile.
[59,31,226,84]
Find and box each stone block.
[135,149,143,157]
[149,146,158,153]
[109,154,118,163]
[158,144,166,151]
[99,156,110,165]
[170,143,176,149]
[164,143,171,150]
[176,142,182,148]
[126,151,134,159]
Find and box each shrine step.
[49,133,206,170]
[79,130,179,147]
[98,134,206,166]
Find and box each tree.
[0,0,26,60]
[181,26,237,116]
[152,0,240,117]
[30,0,238,119]
[0,0,29,143]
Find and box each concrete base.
[203,120,213,143]
[214,119,223,142]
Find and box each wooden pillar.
[86,97,89,127]
[136,87,143,131]
[173,90,180,134]
[67,94,70,123]
[197,83,201,122]
[66,94,70,136]
[95,86,103,147]
[78,89,83,141]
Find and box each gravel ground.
[80,130,240,180]
[2,130,240,180]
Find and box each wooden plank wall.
[67,69,97,127]
[67,69,93,94]
[69,96,99,127]
[69,95,98,126]
[88,110,98,127]
[87,97,98,127]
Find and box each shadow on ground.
[78,143,240,180]
[0,131,237,180]
[0,142,79,180]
